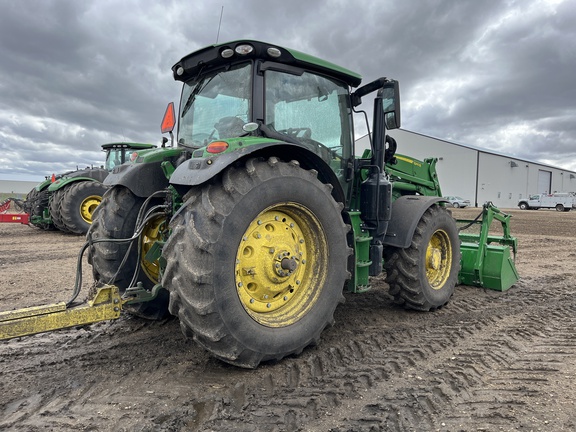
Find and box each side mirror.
[161,102,176,134]
[379,81,401,130]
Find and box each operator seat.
[214,116,245,139]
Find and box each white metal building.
[356,129,576,209]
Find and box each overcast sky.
[1,0,575,182]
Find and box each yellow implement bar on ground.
[0,286,124,340]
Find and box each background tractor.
[0,40,518,368]
[15,142,155,235]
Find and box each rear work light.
[206,141,229,154]
[235,44,254,55]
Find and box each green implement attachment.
[457,202,519,291]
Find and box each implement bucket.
[457,203,519,291]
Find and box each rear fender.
[47,177,99,192]
[384,196,448,248]
[104,161,171,198]
[34,179,52,192]
[170,140,345,203]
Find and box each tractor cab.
[102,142,156,172]
[163,40,399,204]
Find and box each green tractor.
[21,142,155,235]
[85,40,517,368]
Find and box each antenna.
[216,6,224,43]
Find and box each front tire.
[384,205,460,311]
[88,186,170,319]
[162,157,350,368]
[519,203,528,210]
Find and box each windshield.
[178,62,251,147]
[105,149,125,171]
[265,70,353,167]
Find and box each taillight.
[206,141,229,154]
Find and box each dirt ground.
[0,206,575,431]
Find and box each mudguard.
[384,195,448,248]
[34,178,52,192]
[47,176,101,193]
[104,161,171,198]
[169,140,345,203]
[170,149,252,187]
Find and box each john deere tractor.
[0,40,518,367]
[84,40,469,368]
[21,142,155,235]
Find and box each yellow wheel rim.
[235,203,328,328]
[425,229,452,289]
[140,214,166,284]
[80,195,102,224]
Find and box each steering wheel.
[279,127,312,139]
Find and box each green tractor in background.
[22,142,155,235]
[86,40,517,368]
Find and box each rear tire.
[555,204,564,212]
[30,189,56,230]
[162,157,350,368]
[49,188,70,233]
[60,181,107,235]
[88,186,170,319]
[384,205,460,311]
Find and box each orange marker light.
[51,174,56,182]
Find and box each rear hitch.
[0,285,125,341]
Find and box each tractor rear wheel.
[60,181,107,235]
[88,186,170,319]
[162,157,349,368]
[49,188,69,233]
[384,205,460,311]
[30,189,56,230]
[23,187,38,215]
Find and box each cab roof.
[101,142,156,150]
[172,40,362,88]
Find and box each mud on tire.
[162,157,350,368]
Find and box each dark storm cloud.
[1,0,574,181]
